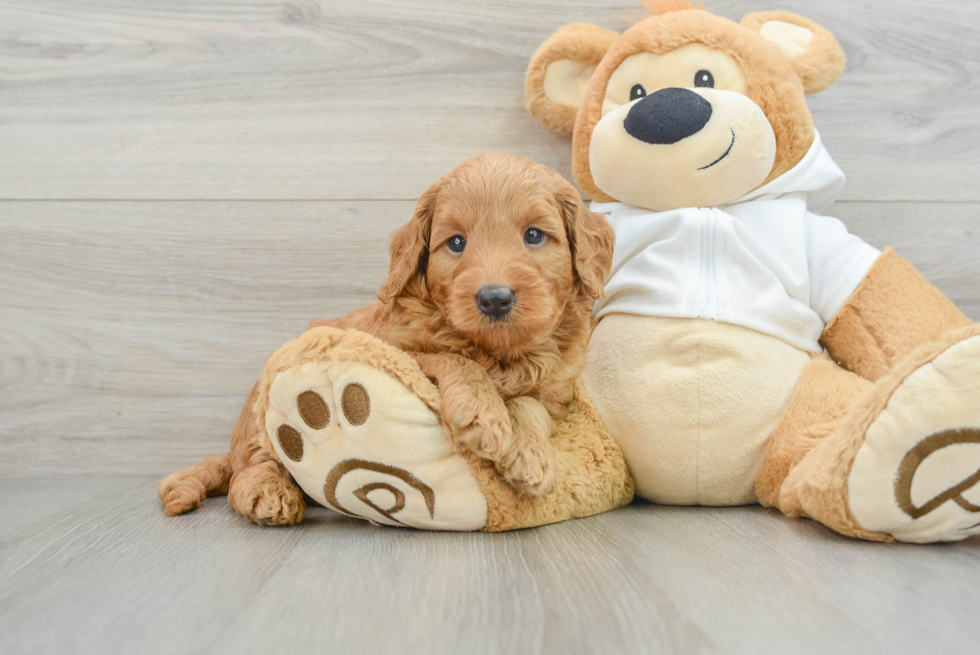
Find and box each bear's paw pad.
[849,334,980,543]
[265,361,488,531]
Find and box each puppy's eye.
[446,235,466,254]
[523,228,546,246]
[630,84,647,101]
[694,70,714,88]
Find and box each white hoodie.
[590,131,881,353]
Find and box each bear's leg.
[821,248,972,381]
[254,326,632,531]
[777,325,980,543]
[755,354,871,509]
[257,329,491,530]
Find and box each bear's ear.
[740,11,846,94]
[525,23,620,134]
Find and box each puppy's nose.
[624,87,713,145]
[476,285,516,319]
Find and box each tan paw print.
[264,360,488,531]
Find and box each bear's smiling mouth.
[697,129,736,170]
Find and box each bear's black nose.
[623,87,713,145]
[476,285,516,319]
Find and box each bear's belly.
[584,314,810,506]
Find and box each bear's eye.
[446,235,466,254]
[630,83,647,101]
[524,227,546,246]
[694,70,714,88]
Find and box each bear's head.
[525,0,846,211]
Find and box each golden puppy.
[160,153,615,525]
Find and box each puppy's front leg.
[413,353,557,496]
[413,352,514,465]
[500,396,557,496]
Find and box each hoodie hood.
[727,130,845,214]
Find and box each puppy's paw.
[497,437,557,497]
[246,477,305,526]
[159,477,207,516]
[443,393,514,462]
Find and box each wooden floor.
[1,1,979,653]
[0,475,977,655]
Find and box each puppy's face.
[379,154,615,356]
[427,168,573,352]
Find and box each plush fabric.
[254,327,634,532]
[586,315,809,505]
[589,84,776,210]
[780,325,980,543]
[848,334,980,542]
[524,5,848,206]
[755,354,870,508]
[740,12,846,95]
[525,23,621,135]
[820,247,973,382]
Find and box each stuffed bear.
[525,0,980,542]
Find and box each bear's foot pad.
[265,360,488,531]
[849,331,980,543]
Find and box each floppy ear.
[525,23,620,135]
[741,11,846,94]
[554,181,615,300]
[377,180,441,304]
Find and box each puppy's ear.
[378,180,440,304]
[741,11,846,94]
[525,23,620,135]
[555,181,615,300]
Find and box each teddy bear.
[525,0,980,542]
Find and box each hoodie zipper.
[698,208,718,320]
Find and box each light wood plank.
[1,200,977,475]
[0,200,404,475]
[0,476,976,655]
[1,0,979,201]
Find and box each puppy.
[160,153,615,525]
